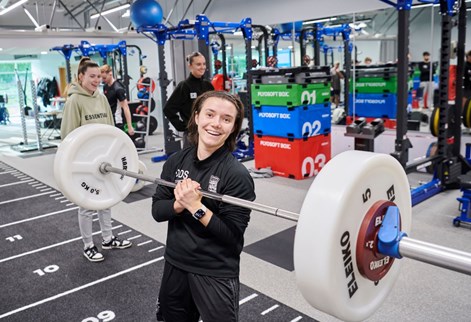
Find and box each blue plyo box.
[348,93,398,118]
[253,103,331,139]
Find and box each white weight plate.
[131,160,147,192]
[294,150,411,322]
[54,124,139,210]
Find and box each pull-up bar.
[136,14,252,45]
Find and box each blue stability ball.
[279,21,303,33]
[130,0,163,28]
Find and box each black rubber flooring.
[0,161,316,322]
[244,227,296,272]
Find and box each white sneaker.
[83,245,104,262]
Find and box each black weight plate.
[142,98,156,112]
[149,116,158,134]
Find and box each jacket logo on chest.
[190,92,197,99]
[208,175,220,193]
[175,169,189,180]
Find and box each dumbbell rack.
[133,78,162,154]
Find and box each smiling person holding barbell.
[60,58,133,262]
[152,91,256,322]
[54,99,471,321]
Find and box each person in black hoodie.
[163,52,214,148]
[152,90,256,322]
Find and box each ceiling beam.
[58,0,85,31]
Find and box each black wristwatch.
[193,204,207,220]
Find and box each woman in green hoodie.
[60,58,132,262]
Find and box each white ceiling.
[0,0,393,31]
[0,0,468,58]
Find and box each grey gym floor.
[1,116,471,322]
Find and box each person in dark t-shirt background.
[100,64,134,136]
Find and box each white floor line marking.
[35,185,47,189]
[290,316,303,322]
[31,183,43,187]
[66,203,75,207]
[0,179,34,188]
[0,170,16,175]
[0,191,55,205]
[0,225,123,263]
[49,193,61,197]
[0,257,164,319]
[148,246,164,252]
[0,207,78,228]
[16,175,28,179]
[92,218,99,222]
[55,196,66,200]
[28,181,39,185]
[137,240,153,246]
[39,188,52,192]
[117,230,132,235]
[261,304,279,315]
[127,234,142,241]
[239,293,258,305]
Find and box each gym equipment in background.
[53,123,471,322]
[10,73,56,153]
[134,13,253,162]
[130,0,163,28]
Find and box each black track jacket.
[152,145,256,277]
[163,74,214,132]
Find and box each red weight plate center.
[356,200,397,282]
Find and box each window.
[0,62,33,117]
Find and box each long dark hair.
[187,91,244,151]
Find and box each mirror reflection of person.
[330,61,344,107]
[418,51,437,109]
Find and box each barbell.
[53,124,471,322]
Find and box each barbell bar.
[53,124,471,322]
[99,162,300,221]
[99,162,471,276]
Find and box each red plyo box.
[254,134,331,180]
